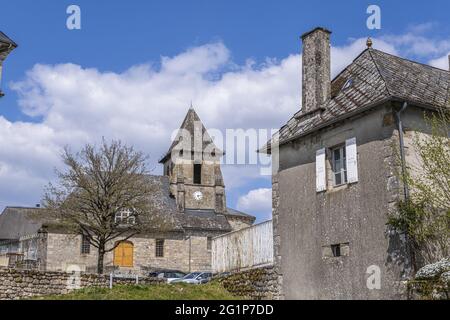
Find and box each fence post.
[135,274,139,285]
[109,273,113,289]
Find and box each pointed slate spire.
[159,105,222,163]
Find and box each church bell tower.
[159,106,226,214]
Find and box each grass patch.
[32,282,243,300]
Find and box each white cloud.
[380,23,450,58]
[429,52,450,70]
[1,27,448,212]
[237,188,272,222]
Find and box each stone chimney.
[301,27,332,113]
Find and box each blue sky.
[0,1,449,221]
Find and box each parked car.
[148,270,186,283]
[171,272,212,285]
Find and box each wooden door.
[113,241,134,267]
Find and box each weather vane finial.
[189,100,194,109]
[366,37,373,48]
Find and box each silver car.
[171,272,212,284]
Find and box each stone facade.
[273,106,411,299]
[0,268,163,300]
[41,232,213,274]
[271,174,284,299]
[161,108,229,217]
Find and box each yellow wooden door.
[113,241,134,267]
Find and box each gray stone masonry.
[0,268,163,300]
[215,266,281,300]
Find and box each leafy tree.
[389,110,450,267]
[41,139,158,274]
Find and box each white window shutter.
[346,137,358,183]
[316,148,326,192]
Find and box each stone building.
[0,31,17,97]
[0,107,255,274]
[260,27,450,299]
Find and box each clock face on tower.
[193,191,203,201]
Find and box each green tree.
[389,110,450,266]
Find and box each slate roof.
[260,48,450,153]
[159,107,223,163]
[0,175,255,238]
[143,175,238,232]
[181,209,232,231]
[0,31,17,47]
[0,207,42,240]
[224,207,256,220]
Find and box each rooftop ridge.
[371,48,450,74]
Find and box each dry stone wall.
[0,268,163,300]
[215,266,281,300]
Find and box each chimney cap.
[301,27,332,39]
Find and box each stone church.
[0,107,255,274]
[261,27,450,299]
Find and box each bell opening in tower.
[193,164,202,184]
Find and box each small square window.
[331,244,341,257]
[331,145,347,186]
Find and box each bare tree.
[42,139,157,274]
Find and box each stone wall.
[215,266,281,300]
[0,268,163,300]
[271,174,284,299]
[408,280,449,300]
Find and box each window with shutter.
[345,137,358,183]
[316,148,326,192]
